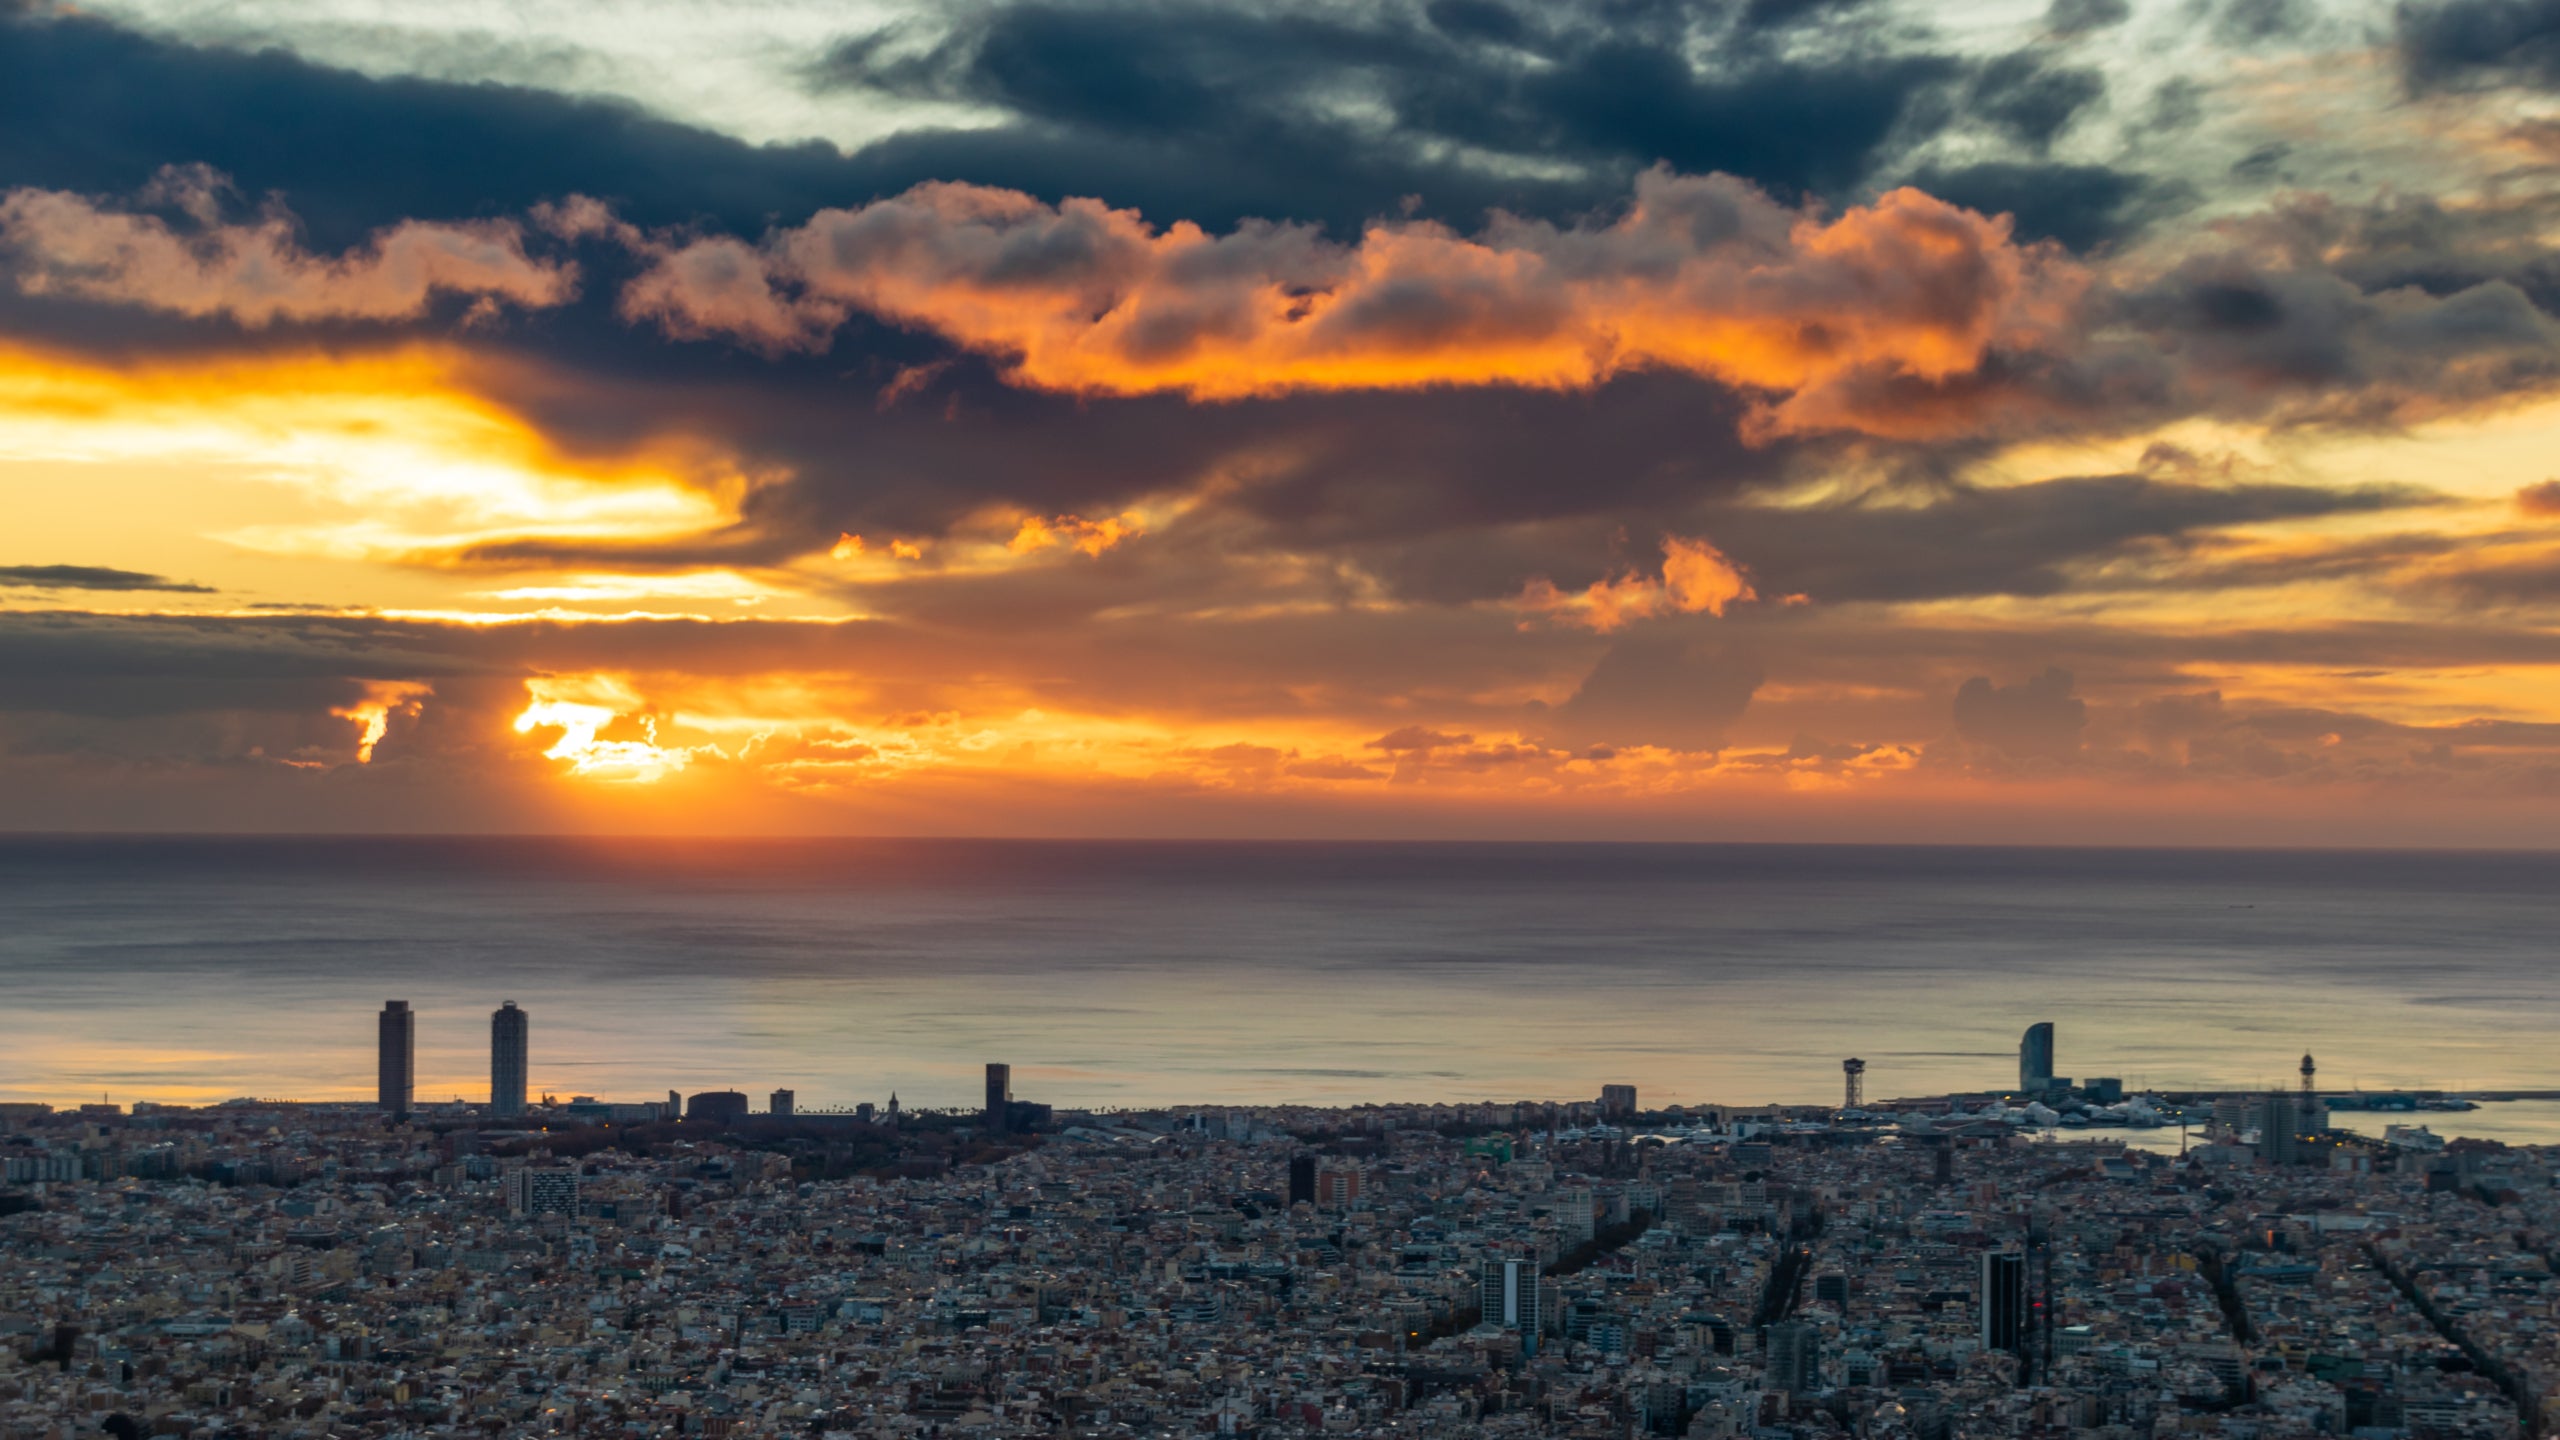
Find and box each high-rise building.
[1765,1320,1820,1393]
[506,1167,580,1219]
[490,1001,528,1119]
[2211,1095,2252,1138]
[1598,1084,1637,1120]
[985,1063,1012,1133]
[1288,1154,1317,1207]
[770,1088,795,1117]
[1981,1250,2029,1357]
[2256,1092,2301,1166]
[377,1001,414,1120]
[2019,1022,2054,1092]
[1314,1165,1363,1208]
[1480,1255,1545,1350]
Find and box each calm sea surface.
[3,838,2556,1122]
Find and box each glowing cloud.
[331,681,430,763]
[1007,513,1144,557]
[615,168,2084,439]
[0,342,733,565]
[513,675,712,783]
[1515,534,1761,631]
[0,166,575,326]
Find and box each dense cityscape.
[3,1005,2554,1439]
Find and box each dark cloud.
[0,564,213,593]
[1531,632,1765,752]
[811,0,1973,226]
[2396,0,2560,91]
[1422,0,1530,45]
[2519,480,2560,515]
[0,613,466,720]
[1704,472,2435,605]
[1969,53,2107,151]
[2244,193,2560,321]
[2145,77,2208,132]
[1906,160,2170,250]
[1952,666,2086,758]
[2045,0,2134,35]
[2116,257,2560,407]
[478,366,1796,590]
[0,8,882,251]
[2208,0,2319,46]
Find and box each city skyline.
[2,0,2560,846]
[53,995,2481,1126]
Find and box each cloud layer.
[1,0,2559,843]
[617,169,2084,440]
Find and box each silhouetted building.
[1766,1320,1819,1394]
[1982,1250,2029,1359]
[490,1001,528,1119]
[1598,1084,1637,1120]
[1288,1154,1317,1207]
[686,1090,749,1124]
[377,1001,413,1119]
[2257,1092,2302,1166]
[1933,1139,1955,1187]
[985,1063,1012,1132]
[2019,1022,2054,1091]
[769,1087,795,1117]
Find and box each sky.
[6,0,2560,843]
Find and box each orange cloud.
[1515,534,1760,631]
[1007,512,1144,556]
[616,168,2084,439]
[0,166,575,325]
[2519,480,2560,518]
[330,681,431,763]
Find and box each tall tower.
[378,1000,414,1120]
[1981,1250,2028,1362]
[985,1062,1012,1133]
[2019,1022,2055,1092]
[490,1001,528,1118]
[1765,1320,1818,1394]
[1842,1058,1866,1111]
[1480,1254,1545,1354]
[2300,1052,2316,1106]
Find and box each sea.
[3,837,2558,1133]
